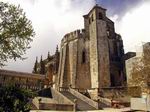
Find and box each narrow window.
[82,51,86,63]
[3,76,6,81]
[107,30,110,36]
[114,42,118,55]
[91,14,94,22]
[89,18,91,24]
[110,74,115,87]
[99,12,103,19]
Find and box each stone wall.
[59,44,67,87]
[68,39,78,88]
[32,96,74,111]
[89,9,99,89]
[58,29,91,89]
[39,103,74,111]
[76,38,91,89]
[97,19,110,87]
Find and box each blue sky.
[2,0,150,72]
[97,0,142,15]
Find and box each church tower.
[57,5,125,98]
[84,5,111,93]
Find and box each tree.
[129,44,150,93]
[0,2,35,66]
[33,57,38,73]
[0,85,36,112]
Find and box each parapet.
[61,29,85,46]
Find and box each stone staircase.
[61,91,96,111]
[33,88,74,111]
[34,87,112,110]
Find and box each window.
[91,14,94,22]
[82,51,86,63]
[3,76,6,81]
[114,42,118,55]
[107,30,110,36]
[98,12,103,19]
[110,74,115,87]
[89,18,91,24]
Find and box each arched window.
[82,50,86,63]
[99,12,103,19]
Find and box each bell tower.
[84,5,110,97]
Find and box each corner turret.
[47,51,51,61]
[40,55,46,75]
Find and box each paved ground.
[31,107,132,112]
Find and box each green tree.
[33,57,38,73]
[0,85,36,112]
[0,2,35,66]
[129,44,150,93]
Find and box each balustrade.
[0,69,47,91]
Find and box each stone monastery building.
[33,5,126,99]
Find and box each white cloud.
[2,0,95,72]
[110,14,119,22]
[3,0,150,72]
[114,2,150,52]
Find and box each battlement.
[61,29,85,46]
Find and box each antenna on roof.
[95,0,99,5]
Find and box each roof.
[0,69,45,80]
[83,4,106,17]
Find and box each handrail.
[98,96,111,106]
[69,88,98,109]
[59,87,69,92]
[32,97,39,109]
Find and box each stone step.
[61,91,96,111]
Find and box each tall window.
[82,50,86,63]
[89,18,91,24]
[114,42,118,55]
[110,74,115,87]
[91,14,94,22]
[99,12,103,19]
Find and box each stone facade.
[33,5,126,100]
[57,5,125,90]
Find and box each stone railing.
[0,69,45,91]
[32,97,39,109]
[98,96,111,106]
[59,87,69,92]
[51,87,74,105]
[69,88,98,109]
